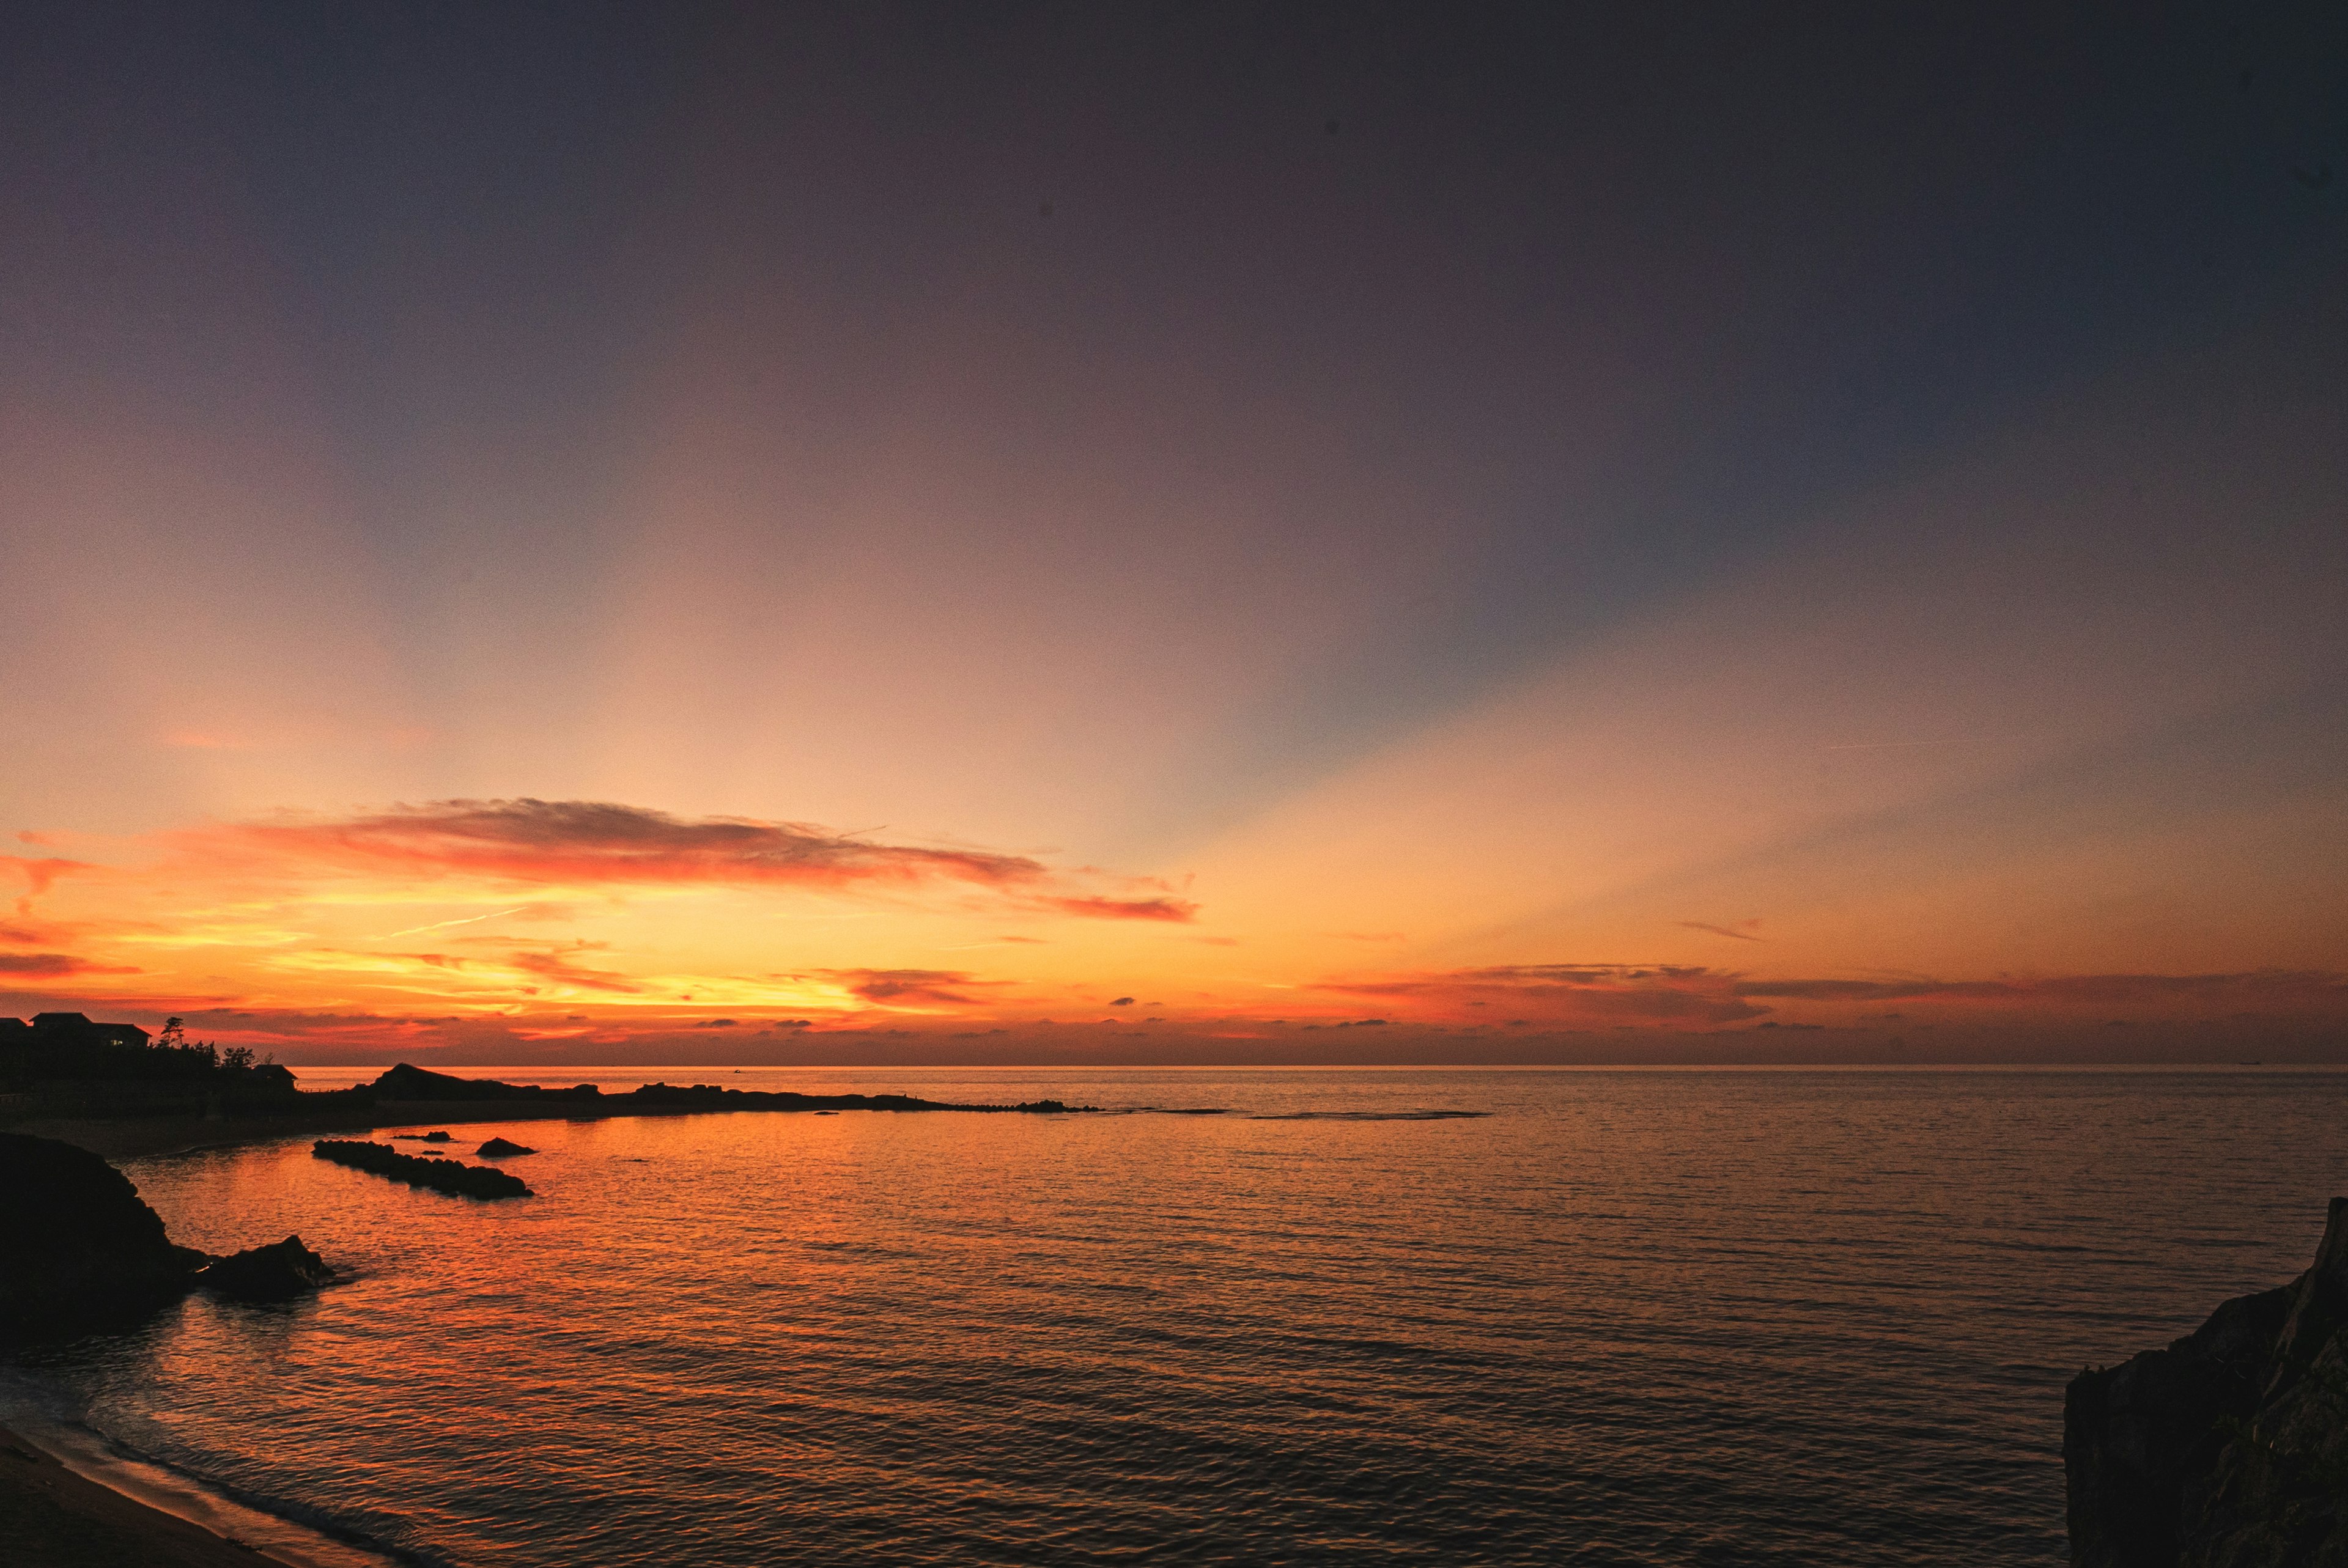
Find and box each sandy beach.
[1,1422,300,1568]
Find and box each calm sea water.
[8,1067,2347,1566]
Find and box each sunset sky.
[4,4,2344,1064]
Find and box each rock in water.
[312,1138,533,1198]
[475,1137,535,1157]
[0,1132,206,1336]
[200,1236,335,1300]
[2066,1196,2348,1565]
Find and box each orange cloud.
[507,948,646,995]
[1045,894,1197,922]
[1680,920,1765,941]
[186,799,1192,919]
[827,968,992,1007]
[1313,963,2348,1029]
[0,952,140,978]
[1733,970,2348,1009]
[1324,963,1770,1025]
[1,855,97,911]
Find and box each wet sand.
[0,1423,298,1568]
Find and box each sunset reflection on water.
[9,1068,2347,1565]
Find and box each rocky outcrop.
[312,1138,533,1198]
[475,1137,534,1157]
[619,1081,1092,1114]
[372,1063,602,1102]
[0,1132,205,1335]
[2066,1197,2348,1566]
[198,1235,334,1300]
[361,1062,1095,1115]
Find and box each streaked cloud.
[1,855,97,910]
[1680,921,1765,942]
[825,968,991,1007]
[1312,963,2348,1029]
[0,952,140,978]
[185,799,1194,921]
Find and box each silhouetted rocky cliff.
[2066,1198,2348,1566]
[1,1132,336,1336]
[0,1132,205,1334]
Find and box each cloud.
[697,1018,738,1028]
[1110,996,1134,1006]
[1324,963,1768,1025]
[1680,920,1765,941]
[1732,970,2348,1007]
[1314,962,2348,1029]
[0,952,140,978]
[1,855,97,911]
[826,968,990,1007]
[1044,894,1197,922]
[185,799,1194,921]
[504,949,646,995]
[379,906,536,939]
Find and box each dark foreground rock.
[475,1137,534,1157]
[198,1235,334,1300]
[2066,1197,2348,1566]
[0,1132,205,1335]
[312,1138,533,1198]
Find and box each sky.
[3,2,2345,1066]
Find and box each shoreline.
[8,1080,1096,1163]
[1,1419,320,1568]
[6,1097,1006,1163]
[0,1408,405,1568]
[7,1099,619,1162]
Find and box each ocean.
[6,1066,2346,1565]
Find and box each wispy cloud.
[1733,971,2348,1006]
[380,906,532,939]
[1,855,97,913]
[1044,894,1197,922]
[186,799,1194,921]
[1324,963,1768,1025]
[508,948,645,995]
[1680,919,1764,941]
[825,968,992,1007]
[1312,963,2348,1028]
[0,952,140,978]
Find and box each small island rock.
[199,1236,335,1300]
[475,1137,535,1158]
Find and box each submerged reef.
[2066,1197,2348,1565]
[312,1138,533,1198]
